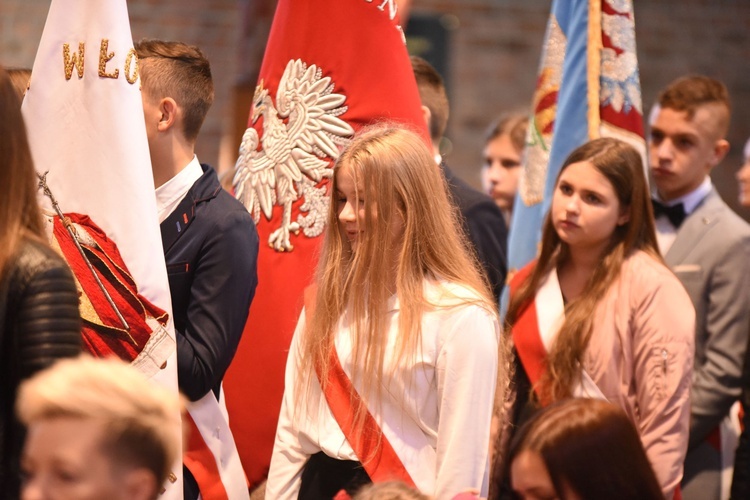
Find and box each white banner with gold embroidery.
[22,0,182,497]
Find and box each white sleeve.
[434,306,499,499]
[265,312,309,500]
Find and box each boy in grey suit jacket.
[649,75,750,500]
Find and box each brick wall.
[3,0,750,217]
[0,0,244,177]
[128,0,241,173]
[635,1,750,218]
[413,0,750,218]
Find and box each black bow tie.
[652,199,687,228]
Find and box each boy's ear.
[421,105,431,133]
[157,97,179,132]
[709,138,730,169]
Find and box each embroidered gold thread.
[124,48,139,84]
[98,39,119,79]
[62,43,85,80]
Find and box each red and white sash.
[304,287,417,489]
[510,263,606,403]
[184,389,250,500]
[316,347,417,487]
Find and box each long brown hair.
[298,124,496,425]
[507,137,659,402]
[0,66,45,281]
[508,398,663,500]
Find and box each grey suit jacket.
[665,187,750,449]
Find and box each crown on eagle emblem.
[232,59,354,252]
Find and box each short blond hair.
[16,355,183,486]
[353,481,429,500]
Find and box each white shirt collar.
[155,156,203,223]
[654,176,712,216]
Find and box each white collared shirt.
[654,177,712,255]
[266,280,499,499]
[155,156,203,223]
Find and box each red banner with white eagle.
[223,0,428,488]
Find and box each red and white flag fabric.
[224,0,428,487]
[21,0,183,496]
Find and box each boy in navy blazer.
[136,39,258,499]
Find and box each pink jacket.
[513,250,695,498]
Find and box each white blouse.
[266,280,500,499]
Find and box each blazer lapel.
[160,191,197,254]
[665,189,722,266]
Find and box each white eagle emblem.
[232,59,354,252]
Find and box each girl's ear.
[617,205,631,226]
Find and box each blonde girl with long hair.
[266,125,501,499]
[492,138,694,499]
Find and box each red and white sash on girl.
[510,263,690,500]
[315,347,417,487]
[509,263,606,403]
[304,286,417,488]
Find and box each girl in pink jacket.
[494,138,694,499]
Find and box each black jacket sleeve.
[463,200,509,303]
[14,242,82,379]
[0,240,81,499]
[441,165,509,304]
[175,209,259,401]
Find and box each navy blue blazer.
[442,164,508,303]
[160,164,259,402]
